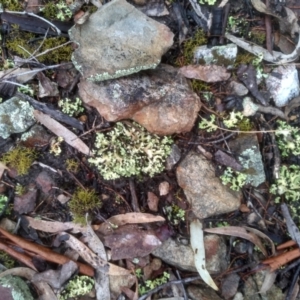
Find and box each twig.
[4,10,61,36]
[35,41,73,58]
[129,179,140,212]
[138,276,201,300]
[225,32,300,64]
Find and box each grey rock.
[266,65,299,107]
[78,64,201,135]
[69,0,174,82]
[0,96,35,139]
[193,44,238,67]
[243,270,284,300]
[152,235,227,274]
[166,144,181,170]
[176,152,241,219]
[188,284,223,300]
[229,134,265,187]
[229,81,249,96]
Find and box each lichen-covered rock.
[228,134,266,187]
[69,0,174,82]
[78,64,201,135]
[266,64,299,107]
[0,96,35,139]
[176,151,241,219]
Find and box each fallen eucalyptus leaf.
[33,110,91,156]
[204,226,268,257]
[190,219,218,291]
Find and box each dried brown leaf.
[204,226,268,256]
[57,232,130,276]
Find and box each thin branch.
[4,10,61,35]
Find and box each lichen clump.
[59,276,94,300]
[68,189,101,224]
[1,146,38,175]
[270,165,300,224]
[88,122,173,180]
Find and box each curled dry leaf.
[32,261,78,289]
[25,216,86,234]
[57,232,130,276]
[190,219,218,291]
[179,65,231,82]
[204,226,269,257]
[33,110,91,156]
[96,212,165,236]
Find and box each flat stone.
[176,152,241,219]
[152,235,227,274]
[229,80,249,96]
[228,134,265,187]
[69,0,174,82]
[266,65,299,107]
[188,285,223,300]
[0,96,35,139]
[78,64,201,135]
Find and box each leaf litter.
[1,0,300,298]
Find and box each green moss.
[234,51,257,67]
[65,159,80,173]
[2,0,23,11]
[6,25,71,64]
[236,118,254,131]
[42,2,59,20]
[1,146,38,176]
[68,189,102,224]
[0,250,15,269]
[180,29,208,65]
[249,30,266,45]
[190,80,210,93]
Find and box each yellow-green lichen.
[1,146,38,175]
[68,189,102,224]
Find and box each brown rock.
[176,151,241,219]
[78,64,201,135]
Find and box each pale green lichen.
[220,167,247,191]
[270,165,300,203]
[88,122,173,180]
[275,121,300,157]
[199,0,217,4]
[59,275,94,300]
[58,97,84,117]
[0,275,34,300]
[270,165,300,225]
